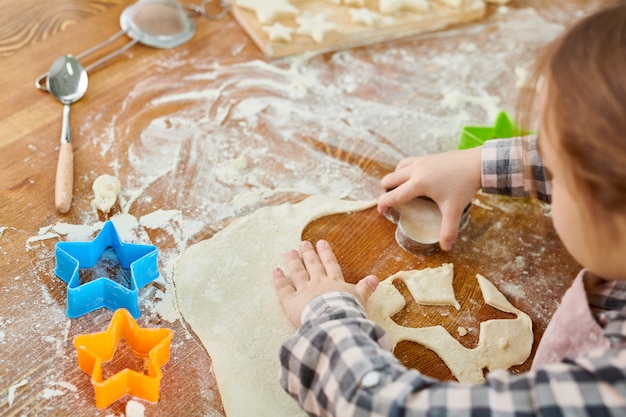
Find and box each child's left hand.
[272,240,379,327]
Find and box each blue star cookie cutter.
[55,221,159,319]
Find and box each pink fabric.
[532,271,610,369]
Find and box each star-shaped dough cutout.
[390,264,461,310]
[329,0,367,6]
[379,0,429,14]
[73,308,173,409]
[439,0,463,7]
[350,7,382,26]
[237,0,298,24]
[55,220,158,318]
[296,13,338,44]
[262,22,295,42]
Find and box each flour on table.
[442,90,502,121]
[366,269,533,383]
[7,378,28,408]
[172,196,375,417]
[41,388,66,399]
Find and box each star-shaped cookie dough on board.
[55,220,159,318]
[329,0,367,6]
[237,0,299,24]
[263,22,295,42]
[350,7,382,26]
[379,0,429,14]
[296,13,338,43]
[73,308,173,408]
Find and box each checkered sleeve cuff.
[481,135,551,202]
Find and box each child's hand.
[272,240,379,328]
[377,146,482,250]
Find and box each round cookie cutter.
[384,196,471,255]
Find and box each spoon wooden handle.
[55,141,73,213]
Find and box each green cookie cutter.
[457,111,531,150]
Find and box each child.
[272,2,626,416]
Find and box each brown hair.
[517,2,626,217]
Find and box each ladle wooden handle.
[55,141,73,213]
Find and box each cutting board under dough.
[229,0,487,59]
[302,193,579,380]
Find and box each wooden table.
[0,0,606,415]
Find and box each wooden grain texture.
[0,0,609,415]
[0,0,126,57]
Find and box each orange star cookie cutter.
[73,308,173,409]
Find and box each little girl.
[272,2,626,416]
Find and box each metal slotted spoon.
[35,0,229,91]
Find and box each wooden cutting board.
[228,0,487,59]
[302,192,579,381]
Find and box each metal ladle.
[47,55,88,213]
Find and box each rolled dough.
[173,195,532,416]
[172,196,375,417]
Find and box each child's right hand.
[377,146,483,251]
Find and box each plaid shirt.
[279,137,626,416]
[482,135,551,202]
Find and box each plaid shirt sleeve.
[481,135,552,203]
[279,291,626,417]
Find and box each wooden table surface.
[0,0,608,415]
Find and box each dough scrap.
[379,0,429,14]
[91,174,121,214]
[237,0,299,24]
[366,269,533,383]
[388,263,460,309]
[172,196,375,417]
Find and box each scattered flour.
[7,379,28,407]
[41,388,66,399]
[140,210,183,229]
[126,399,146,417]
[48,381,78,392]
